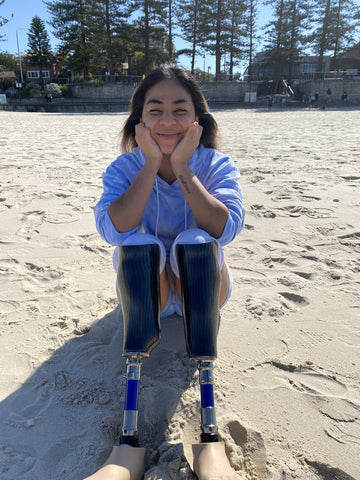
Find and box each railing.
[244,70,359,83]
[54,74,143,85]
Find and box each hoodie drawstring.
[155,179,159,238]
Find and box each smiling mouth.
[157,132,181,138]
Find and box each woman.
[88,65,245,480]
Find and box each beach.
[0,107,359,480]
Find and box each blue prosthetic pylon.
[117,243,161,446]
[176,241,221,443]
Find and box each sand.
[0,106,359,480]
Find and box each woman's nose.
[160,111,175,124]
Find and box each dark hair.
[121,65,218,152]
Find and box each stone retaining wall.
[69,81,254,103]
[297,78,360,104]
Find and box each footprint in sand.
[249,204,276,219]
[279,368,347,398]
[262,256,298,268]
[245,295,287,320]
[44,211,80,224]
[20,210,45,224]
[277,275,304,290]
[338,231,360,252]
[25,262,63,281]
[18,263,64,293]
[8,389,53,429]
[16,210,45,239]
[320,400,360,446]
[219,335,288,373]
[231,267,272,288]
[0,443,36,476]
[37,434,99,480]
[278,291,310,306]
[324,418,360,446]
[0,299,19,315]
[276,205,336,219]
[220,418,267,480]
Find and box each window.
[27,70,50,79]
[27,71,40,78]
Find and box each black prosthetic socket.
[117,243,161,356]
[176,241,221,360]
[117,243,162,446]
[176,241,221,443]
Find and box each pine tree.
[203,0,231,79]
[244,0,259,80]
[45,0,93,77]
[263,0,311,81]
[286,0,311,80]
[176,0,205,74]
[27,16,52,80]
[133,0,169,75]
[311,0,360,70]
[87,0,136,75]
[226,0,248,79]
[311,0,335,72]
[166,0,175,62]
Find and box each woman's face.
[141,79,197,155]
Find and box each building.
[22,54,59,81]
[245,52,331,81]
[334,43,360,74]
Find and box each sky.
[0,0,271,75]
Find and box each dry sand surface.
[0,107,359,480]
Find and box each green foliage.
[310,0,360,70]
[27,16,52,68]
[0,78,12,90]
[27,87,42,98]
[44,0,94,76]
[262,0,313,79]
[38,0,360,80]
[0,51,16,70]
[59,84,71,96]
[175,0,207,73]
[24,81,42,90]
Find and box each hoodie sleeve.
[93,154,141,245]
[199,148,245,246]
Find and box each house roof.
[0,71,16,79]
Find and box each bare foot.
[83,445,146,480]
[192,442,245,480]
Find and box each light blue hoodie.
[94,145,245,256]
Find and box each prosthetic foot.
[176,241,221,443]
[117,243,161,446]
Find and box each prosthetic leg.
[176,241,221,443]
[117,243,161,447]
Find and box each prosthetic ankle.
[117,234,165,446]
[171,229,222,443]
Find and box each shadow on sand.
[0,306,197,480]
